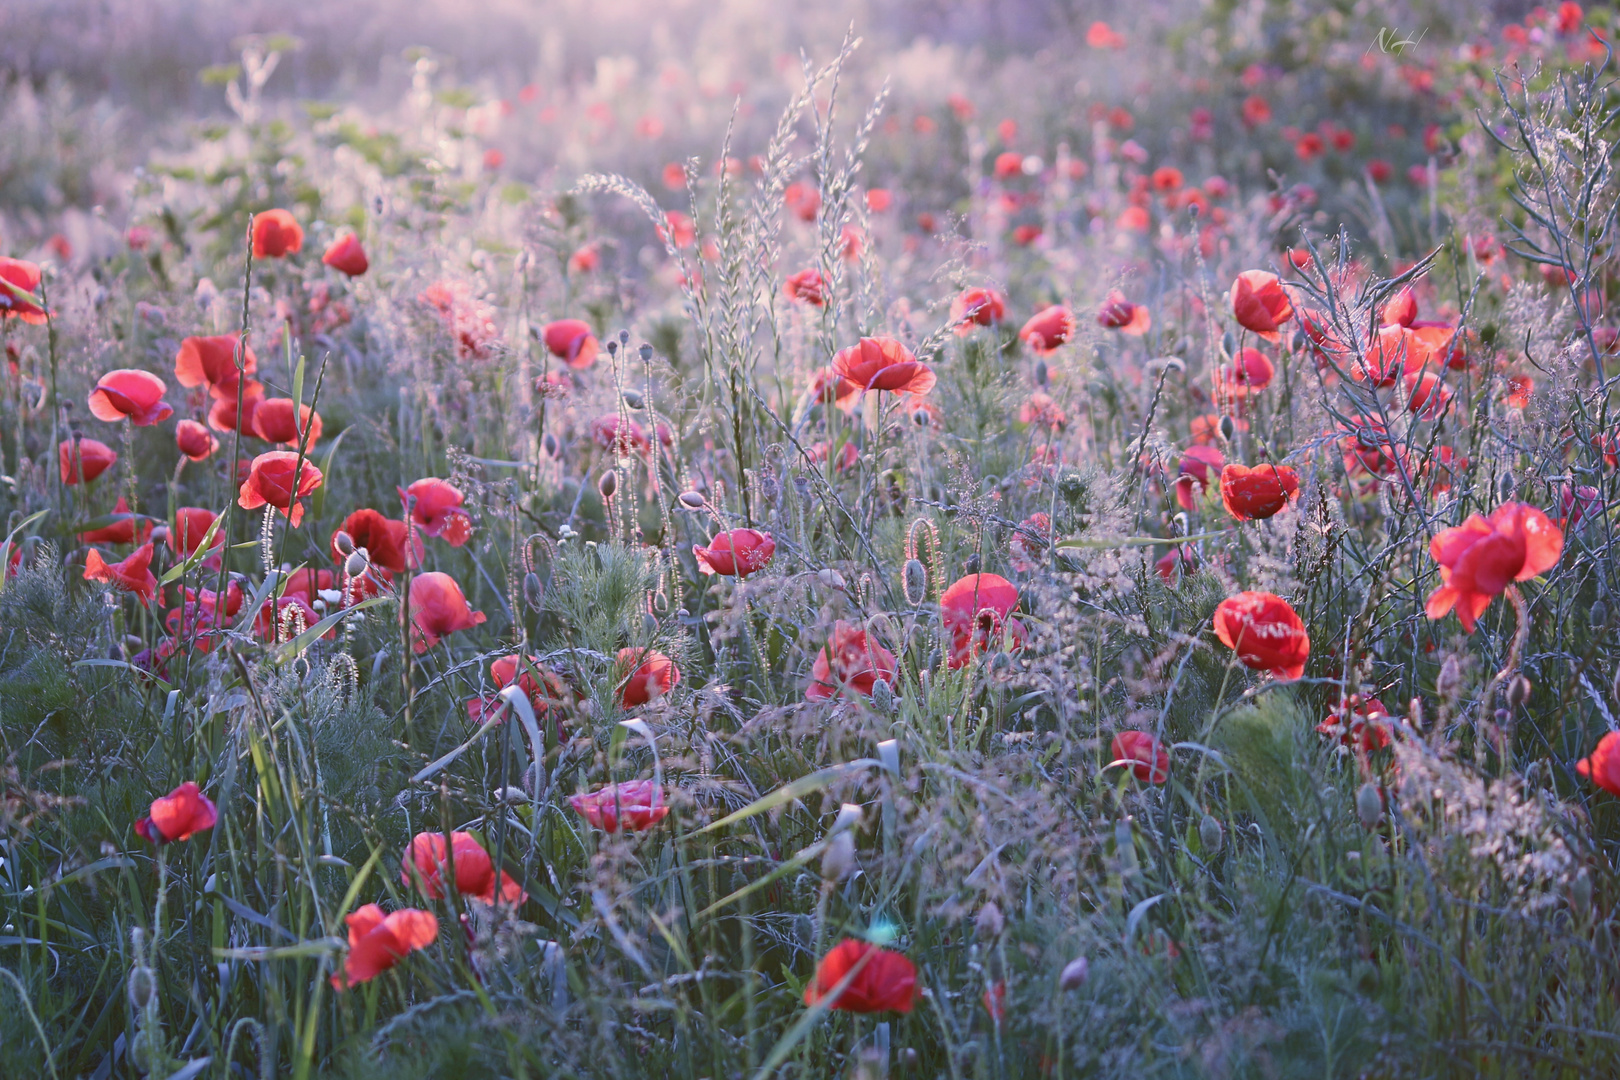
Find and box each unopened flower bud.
[344,550,369,578]
[1573,868,1593,916]
[678,490,706,509]
[127,965,156,1010]
[1218,415,1236,443]
[975,901,1005,940]
[523,572,544,610]
[332,530,355,557]
[1356,783,1383,831]
[1034,359,1049,387]
[817,567,845,590]
[541,432,561,459]
[1438,656,1462,701]
[1497,470,1516,502]
[822,830,857,882]
[598,470,618,500]
[621,389,645,410]
[1507,675,1532,710]
[1199,813,1223,855]
[1592,600,1610,629]
[1059,955,1090,990]
[870,678,895,715]
[902,558,928,606]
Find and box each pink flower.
[569,779,671,832]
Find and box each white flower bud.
[1059,956,1089,990]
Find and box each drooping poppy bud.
[321,233,368,276]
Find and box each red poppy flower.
[806,620,899,701]
[1097,290,1151,335]
[83,541,158,603]
[1576,732,1620,796]
[79,496,152,545]
[1230,270,1294,341]
[803,939,919,1014]
[170,507,222,557]
[321,233,368,276]
[1425,502,1563,633]
[329,904,437,991]
[569,779,671,832]
[174,335,257,392]
[1215,348,1275,400]
[591,415,652,457]
[866,188,893,212]
[1220,463,1299,520]
[693,528,775,577]
[1316,696,1393,752]
[1156,545,1198,581]
[133,781,218,844]
[1018,392,1067,431]
[806,440,860,472]
[251,209,304,259]
[238,451,322,527]
[0,257,47,323]
[1008,512,1051,572]
[616,647,680,707]
[784,269,827,306]
[542,319,599,369]
[1109,730,1169,783]
[1404,369,1452,419]
[175,419,219,461]
[1019,306,1077,354]
[250,398,323,447]
[332,508,418,573]
[88,369,173,426]
[1213,591,1309,680]
[1379,287,1418,327]
[1557,484,1602,530]
[402,831,526,906]
[400,478,473,546]
[784,181,820,222]
[808,367,860,412]
[939,573,1025,668]
[832,337,936,397]
[1241,95,1272,128]
[207,380,265,434]
[467,653,571,723]
[1115,207,1149,233]
[1175,446,1225,510]
[951,287,1007,333]
[408,572,486,652]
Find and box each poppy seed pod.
[1355,783,1383,831]
[333,530,355,557]
[598,471,618,500]
[345,551,369,578]
[1059,956,1090,990]
[1199,813,1224,854]
[639,343,654,362]
[975,901,1005,940]
[1507,675,1532,710]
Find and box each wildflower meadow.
[4,0,1620,1076]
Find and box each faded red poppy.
[1215,348,1274,399]
[174,335,257,392]
[1380,287,1418,327]
[569,779,670,832]
[1097,290,1151,335]
[1019,306,1077,354]
[951,287,1007,333]
[1156,545,1198,581]
[591,415,652,457]
[329,904,437,991]
[0,257,47,323]
[79,496,151,545]
[1557,484,1602,530]
[1230,270,1294,341]
[1109,730,1169,783]
[808,367,860,412]
[1220,463,1300,520]
[1175,445,1225,510]
[402,831,526,906]
[419,281,501,360]
[1019,392,1067,431]
[940,573,1026,668]
[694,529,775,577]
[803,939,919,1014]
[467,653,571,723]
[1425,502,1563,633]
[134,781,218,844]
[1576,732,1620,797]
[401,478,473,547]
[321,233,368,276]
[1008,512,1051,572]
[252,209,304,259]
[250,398,323,447]
[88,369,172,426]
[207,380,265,434]
[1213,591,1309,680]
[408,572,486,652]
[542,319,599,369]
[84,541,158,603]
[993,151,1024,179]
[806,620,899,701]
[175,419,219,461]
[170,508,222,557]
[616,647,680,707]
[784,181,820,222]
[806,440,859,472]
[1316,696,1393,752]
[784,269,827,306]
[1404,369,1452,419]
[238,451,323,527]
[332,508,417,573]
[833,337,936,397]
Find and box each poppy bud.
[975,901,1005,940]
[643,613,658,637]
[990,651,1011,673]
[621,389,645,410]
[129,1030,154,1074]
[870,678,896,715]
[541,433,561,459]
[818,567,846,589]
[523,572,544,610]
[1355,783,1383,831]
[493,785,528,804]
[822,829,857,882]
[678,491,706,509]
[127,965,156,1010]
[1218,415,1236,442]
[1507,675,1532,710]
[345,551,369,578]
[1059,955,1090,990]
[605,339,618,357]
[1498,470,1515,502]
[598,471,618,500]
[1034,359,1049,386]
[1572,868,1593,916]
[963,553,981,575]
[1199,812,1223,854]
[899,1048,920,1067]
[902,558,928,606]
[1592,600,1609,628]
[333,530,355,556]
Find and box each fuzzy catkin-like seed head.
[127,965,156,1010]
